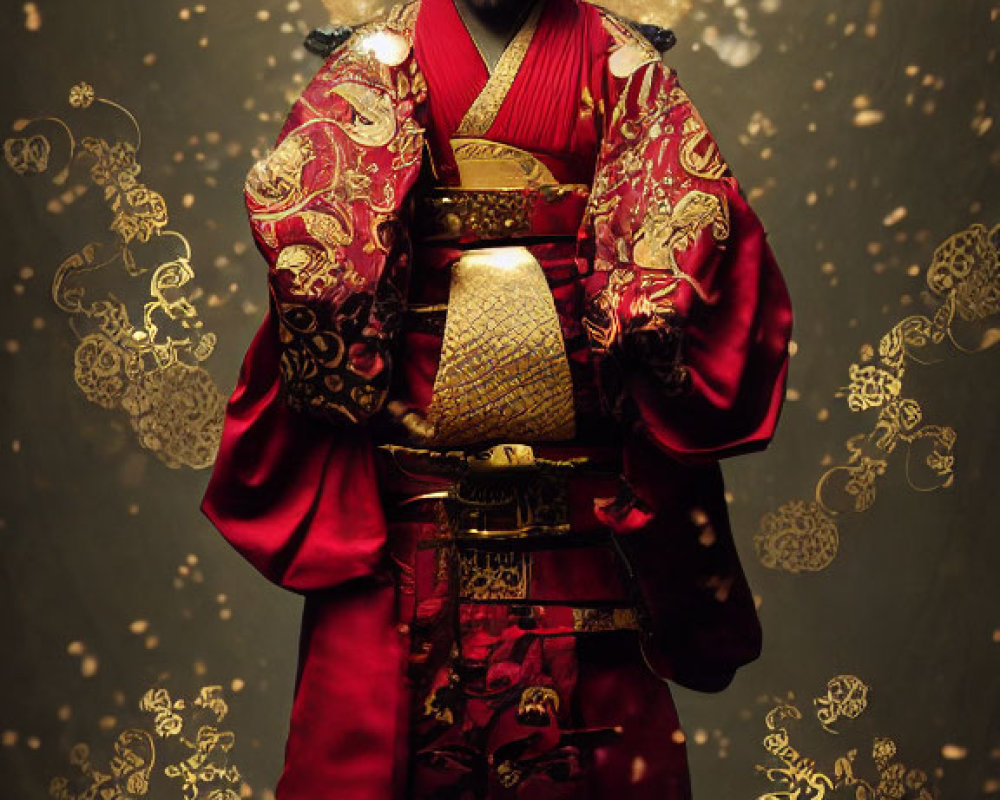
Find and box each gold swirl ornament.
[328,81,398,147]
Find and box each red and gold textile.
[202,0,793,797]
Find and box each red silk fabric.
[202,0,793,796]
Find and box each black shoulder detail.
[304,25,355,58]
[632,23,676,53]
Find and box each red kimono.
[202,0,793,797]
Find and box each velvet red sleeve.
[201,33,427,592]
[582,60,793,461]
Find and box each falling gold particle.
[670,729,686,744]
[256,9,271,21]
[67,641,85,656]
[57,705,72,721]
[941,744,968,760]
[98,716,117,731]
[31,317,45,330]
[817,408,830,422]
[23,2,41,31]
[806,191,818,206]
[182,193,196,208]
[143,52,157,66]
[11,439,21,454]
[80,655,99,678]
[144,635,160,650]
[692,729,709,745]
[1,730,17,746]
[4,339,20,354]
[129,619,150,635]
[813,78,827,91]
[199,36,209,48]
[219,608,233,621]
[194,660,208,676]
[240,784,254,799]
[854,109,885,127]
[907,264,921,277]
[630,756,647,783]
[882,206,908,226]
[179,8,191,21]
[128,503,140,516]
[231,678,246,692]
[786,388,801,401]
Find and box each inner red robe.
[202,0,793,797]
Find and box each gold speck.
[80,655,99,678]
[23,2,41,31]
[941,744,968,760]
[882,206,908,226]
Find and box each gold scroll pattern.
[756,222,1000,573]
[3,83,225,469]
[50,686,242,800]
[756,675,938,800]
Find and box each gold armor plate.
[426,246,576,446]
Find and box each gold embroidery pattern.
[454,0,547,137]
[458,550,529,600]
[3,85,225,469]
[757,223,999,573]
[583,61,732,372]
[572,607,640,632]
[451,138,558,188]
[756,680,937,800]
[418,188,533,240]
[50,686,242,800]
[516,686,560,725]
[427,247,576,446]
[247,10,427,424]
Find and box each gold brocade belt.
[414,185,589,243]
[378,443,642,634]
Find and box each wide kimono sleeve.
[580,53,792,691]
[581,59,793,461]
[200,32,428,592]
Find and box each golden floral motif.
[4,133,51,174]
[68,81,96,109]
[813,675,871,734]
[52,686,241,800]
[4,86,226,469]
[754,500,840,574]
[759,223,998,573]
[843,364,902,412]
[757,681,938,800]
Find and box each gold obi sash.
[424,246,576,445]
